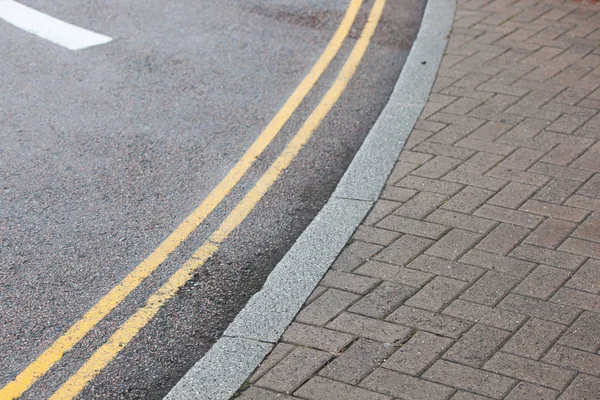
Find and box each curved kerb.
[164,0,457,398]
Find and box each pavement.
[235,0,600,398]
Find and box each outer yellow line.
[49,1,387,398]
[0,2,363,399]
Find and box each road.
[0,0,425,398]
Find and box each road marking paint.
[49,0,387,398]
[0,0,112,50]
[0,1,363,397]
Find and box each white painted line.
[0,0,111,50]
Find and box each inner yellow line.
[49,0,387,398]
[0,1,363,398]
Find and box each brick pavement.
[236,0,600,398]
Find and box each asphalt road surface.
[0,0,425,398]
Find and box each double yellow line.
[1,0,387,398]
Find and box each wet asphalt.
[0,0,425,398]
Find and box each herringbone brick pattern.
[238,0,600,398]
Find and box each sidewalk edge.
[164,0,456,397]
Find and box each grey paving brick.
[484,352,576,390]
[557,311,600,352]
[425,229,483,261]
[332,241,384,272]
[510,244,586,271]
[524,218,577,249]
[443,299,526,331]
[543,345,600,377]
[349,281,417,319]
[476,223,530,255]
[444,324,511,367]
[387,306,472,339]
[383,331,454,375]
[559,374,600,400]
[282,323,355,353]
[405,276,469,312]
[376,215,450,239]
[320,271,380,294]
[353,226,400,246]
[501,318,566,360]
[296,289,360,326]
[327,312,412,344]
[441,186,495,214]
[460,249,536,277]
[513,265,572,299]
[423,359,516,399]
[406,254,484,282]
[237,386,298,400]
[499,293,581,325]
[504,382,560,400]
[255,347,332,394]
[373,234,433,266]
[459,271,521,306]
[361,368,455,400]
[394,191,449,219]
[427,209,497,233]
[295,376,391,400]
[251,343,297,383]
[319,339,396,385]
[354,260,434,288]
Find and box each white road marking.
[0,0,111,50]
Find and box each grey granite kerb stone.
[164,0,456,398]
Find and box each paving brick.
[484,352,575,391]
[571,141,600,172]
[565,258,600,294]
[572,212,600,242]
[332,241,384,272]
[487,182,539,209]
[399,150,436,165]
[498,147,545,171]
[319,339,396,385]
[354,260,434,288]
[413,141,477,160]
[282,323,355,353]
[376,215,449,239]
[577,174,600,198]
[559,237,600,259]
[552,287,600,313]
[413,156,464,179]
[427,209,497,233]
[362,368,455,400]
[443,169,508,191]
[558,311,600,353]
[352,226,400,246]
[251,343,297,383]
[327,313,412,344]
[487,167,551,186]
[565,194,600,211]
[534,179,582,205]
[394,191,448,219]
[443,299,526,331]
[513,265,572,299]
[396,175,465,196]
[295,376,391,400]
[383,331,454,375]
[387,306,472,338]
[405,276,468,312]
[520,199,589,222]
[460,249,536,277]
[542,345,600,377]
[524,218,576,248]
[443,324,511,368]
[374,234,433,266]
[504,382,560,400]
[296,289,360,326]
[238,387,298,400]
[425,229,482,261]
[456,152,504,175]
[500,293,581,325]
[349,282,417,319]
[541,142,591,166]
[429,124,477,145]
[381,186,418,202]
[476,223,530,255]
[559,374,600,400]
[423,360,515,399]
[406,254,484,282]
[475,204,543,228]
[255,347,332,394]
[388,161,419,184]
[511,244,586,270]
[450,391,492,400]
[460,271,521,306]
[321,271,380,294]
[502,318,566,360]
[364,199,403,226]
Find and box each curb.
[164,0,456,397]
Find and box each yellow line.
[49,1,387,398]
[0,2,363,398]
